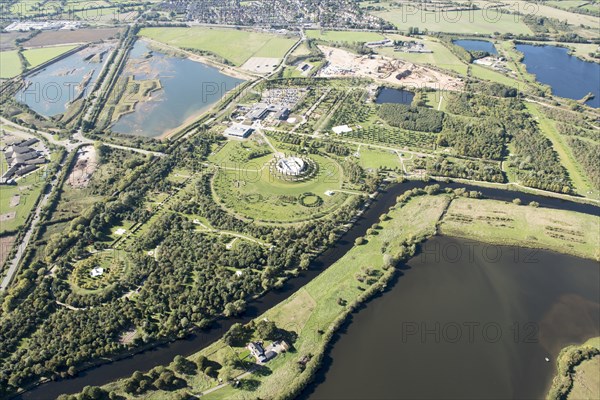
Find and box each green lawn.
[0,50,22,78]
[305,29,385,42]
[22,45,77,68]
[139,27,297,66]
[355,147,402,170]
[212,151,350,223]
[0,171,46,233]
[470,63,523,88]
[378,36,469,75]
[440,197,600,260]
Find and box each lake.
[16,44,112,117]
[111,41,244,138]
[302,236,600,399]
[375,87,414,105]
[516,44,600,108]
[454,39,498,54]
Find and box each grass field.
[440,197,600,260]
[305,29,385,42]
[569,350,600,400]
[0,50,22,78]
[22,45,77,68]
[470,63,523,88]
[212,149,350,223]
[0,171,46,233]
[355,147,402,170]
[525,102,596,198]
[377,36,469,75]
[372,4,533,34]
[139,27,297,66]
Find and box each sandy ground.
[241,57,281,74]
[67,145,97,188]
[318,45,464,91]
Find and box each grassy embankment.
[97,192,452,399]
[440,197,600,260]
[547,337,600,400]
[139,27,297,67]
[525,102,597,198]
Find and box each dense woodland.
[0,130,365,395]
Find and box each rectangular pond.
[375,87,414,105]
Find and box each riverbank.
[547,337,600,400]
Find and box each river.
[302,236,599,399]
[16,181,599,399]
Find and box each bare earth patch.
[241,57,281,74]
[67,145,97,188]
[0,235,16,266]
[9,195,20,208]
[318,45,464,91]
[0,212,16,222]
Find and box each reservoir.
[454,39,498,54]
[303,236,600,399]
[375,87,414,105]
[111,41,244,138]
[516,44,600,108]
[16,44,112,117]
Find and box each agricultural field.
[368,2,533,35]
[0,50,22,79]
[440,197,600,260]
[139,27,297,66]
[24,27,122,47]
[22,45,78,68]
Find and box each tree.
[256,320,277,340]
[223,323,246,346]
[173,355,196,375]
[196,355,207,371]
[204,366,216,378]
[354,237,365,246]
[512,198,522,205]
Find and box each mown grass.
[0,170,46,233]
[139,27,296,66]
[22,44,77,68]
[0,50,22,78]
[440,197,600,260]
